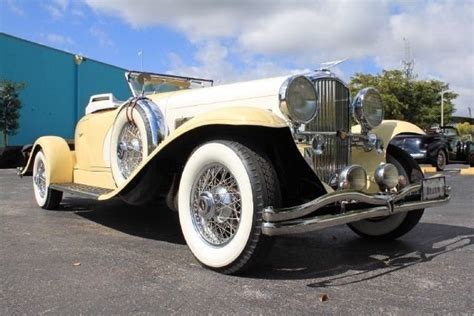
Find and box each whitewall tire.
[178,141,280,274]
[110,106,154,186]
[32,151,62,209]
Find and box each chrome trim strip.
[262,196,450,236]
[263,183,422,222]
[410,153,426,159]
[134,98,167,149]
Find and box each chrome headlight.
[279,75,319,124]
[352,87,384,131]
[374,163,399,190]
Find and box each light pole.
[138,50,143,71]
[440,90,450,127]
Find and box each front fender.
[21,136,74,184]
[99,107,290,201]
[352,120,425,147]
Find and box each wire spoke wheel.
[117,122,143,179]
[33,159,46,198]
[32,150,62,209]
[437,151,446,170]
[191,164,242,246]
[178,141,280,274]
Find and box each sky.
[0,0,473,116]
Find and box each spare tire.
[110,98,166,186]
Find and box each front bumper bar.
[262,178,450,236]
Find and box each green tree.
[349,70,457,129]
[0,80,25,147]
[456,122,474,136]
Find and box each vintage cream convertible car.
[21,70,450,274]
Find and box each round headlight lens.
[279,76,318,124]
[352,87,384,130]
[374,163,399,190]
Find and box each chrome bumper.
[262,177,450,236]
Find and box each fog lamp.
[339,165,367,191]
[374,163,399,190]
[398,175,408,188]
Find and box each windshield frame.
[126,71,213,97]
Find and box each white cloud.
[41,33,75,45]
[375,1,474,116]
[83,0,474,116]
[5,0,25,16]
[89,26,114,47]
[71,8,85,17]
[42,0,69,19]
[166,41,311,85]
[54,0,68,11]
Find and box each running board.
[49,183,114,199]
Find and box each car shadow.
[58,196,472,283]
[60,196,186,245]
[247,223,473,285]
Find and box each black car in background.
[390,126,474,170]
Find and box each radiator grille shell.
[305,78,351,183]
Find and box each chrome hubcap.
[438,152,445,168]
[191,164,242,246]
[117,122,143,179]
[34,160,46,198]
[197,191,216,220]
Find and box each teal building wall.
[0,33,131,146]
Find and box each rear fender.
[21,136,74,184]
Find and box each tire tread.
[212,141,280,274]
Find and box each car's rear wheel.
[348,150,424,240]
[32,150,62,210]
[178,140,280,274]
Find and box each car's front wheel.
[32,150,62,210]
[178,140,280,274]
[348,147,424,240]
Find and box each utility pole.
[469,107,472,118]
[440,90,450,127]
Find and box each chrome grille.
[306,78,351,183]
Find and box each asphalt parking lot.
[1,166,473,314]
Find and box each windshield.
[441,127,458,136]
[404,137,423,153]
[126,71,213,97]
